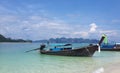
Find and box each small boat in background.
[100,34,120,51]
[101,43,120,51]
[39,35,105,57]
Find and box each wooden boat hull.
[101,48,120,51]
[39,35,106,57]
[40,45,98,57]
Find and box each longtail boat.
[100,34,120,51]
[39,35,105,57]
[101,43,120,51]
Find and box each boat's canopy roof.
[54,44,72,48]
[56,44,71,46]
[49,44,72,51]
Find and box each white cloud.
[0,15,18,23]
[99,30,120,42]
[67,14,80,19]
[0,4,91,40]
[0,14,73,40]
[112,19,120,23]
[89,23,97,33]
[0,14,92,40]
[99,30,117,36]
[72,32,89,38]
[0,2,119,42]
[0,15,100,40]
[0,15,119,41]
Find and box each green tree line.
[0,34,32,42]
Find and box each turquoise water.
[0,43,120,73]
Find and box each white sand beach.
[104,63,120,73]
[93,63,120,73]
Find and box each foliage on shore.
[0,34,32,42]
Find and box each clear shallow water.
[0,43,120,73]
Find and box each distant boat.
[101,43,120,51]
[100,34,120,51]
[39,35,105,57]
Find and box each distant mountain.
[0,34,32,42]
[34,37,99,43]
[0,34,98,43]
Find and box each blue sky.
[0,0,120,42]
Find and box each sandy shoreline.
[93,62,120,73]
[103,63,120,73]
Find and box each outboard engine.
[40,44,46,50]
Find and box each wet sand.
[93,62,120,73]
[104,63,120,73]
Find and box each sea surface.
[0,43,120,73]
